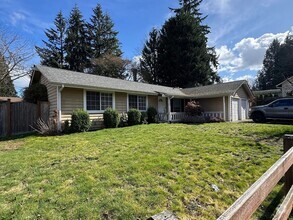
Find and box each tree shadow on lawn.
[266,120,293,125]
[0,132,36,142]
[257,182,285,220]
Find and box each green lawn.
[0,123,292,219]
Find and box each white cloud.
[8,10,51,34]
[235,74,256,86]
[222,75,233,83]
[14,75,30,95]
[202,0,232,16]
[132,55,141,66]
[202,0,281,45]
[10,11,27,25]
[216,31,289,73]
[221,74,256,86]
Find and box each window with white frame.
[86,91,113,111]
[128,95,147,111]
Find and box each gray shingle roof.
[34,65,253,99]
[182,80,250,98]
[35,65,188,97]
[253,89,281,96]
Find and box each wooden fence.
[0,100,49,137]
[218,135,293,220]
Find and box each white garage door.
[240,99,248,120]
[232,99,239,121]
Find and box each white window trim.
[83,89,115,113]
[127,94,148,112]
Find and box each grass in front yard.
[0,123,292,219]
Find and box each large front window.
[128,95,147,111]
[86,91,113,111]
[171,99,189,112]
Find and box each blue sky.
[0,0,293,91]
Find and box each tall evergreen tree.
[140,28,160,84]
[255,35,293,90]
[255,39,281,90]
[173,0,203,16]
[157,0,219,88]
[0,57,16,96]
[65,6,90,72]
[36,11,67,69]
[88,4,122,59]
[275,35,293,80]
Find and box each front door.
[158,97,167,113]
[158,97,167,121]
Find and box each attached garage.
[232,98,239,121]
[240,99,248,120]
[231,98,249,121]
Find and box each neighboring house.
[276,76,293,97]
[0,97,23,103]
[30,65,254,130]
[253,89,282,98]
[253,89,282,106]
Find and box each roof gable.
[182,80,254,99]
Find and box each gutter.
[59,84,65,92]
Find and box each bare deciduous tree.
[0,27,34,83]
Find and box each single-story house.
[30,65,254,130]
[276,76,293,97]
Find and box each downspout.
[57,84,64,131]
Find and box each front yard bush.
[147,107,157,123]
[119,113,128,127]
[103,108,120,128]
[62,120,71,134]
[184,101,204,116]
[71,109,91,132]
[140,112,147,124]
[128,109,141,126]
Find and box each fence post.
[6,99,11,136]
[284,134,293,194]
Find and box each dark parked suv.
[250,98,293,123]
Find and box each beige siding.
[198,97,223,112]
[61,113,104,130]
[115,92,127,113]
[61,88,83,118]
[40,75,57,118]
[148,95,158,109]
[235,86,249,99]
